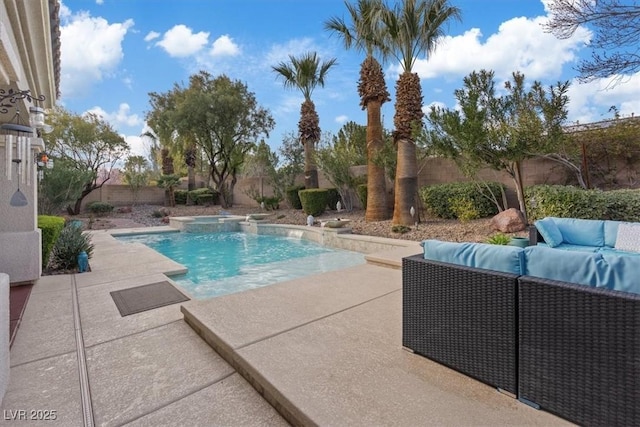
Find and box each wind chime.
[0,88,47,207]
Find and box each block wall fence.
[79,156,631,211]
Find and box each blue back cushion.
[604,221,622,247]
[552,217,605,246]
[422,240,524,275]
[535,218,564,247]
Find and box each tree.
[325,0,391,221]
[123,155,150,205]
[374,0,462,225]
[164,71,274,208]
[242,140,281,204]
[38,158,93,215]
[544,0,640,82]
[427,70,570,223]
[315,122,368,211]
[272,52,337,189]
[43,107,129,214]
[277,131,305,191]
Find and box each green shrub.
[87,201,114,215]
[196,194,214,205]
[448,197,481,222]
[605,189,640,221]
[420,182,503,219]
[524,185,607,221]
[258,195,281,210]
[299,189,328,216]
[391,224,411,234]
[189,188,218,205]
[286,185,305,209]
[486,233,511,245]
[50,224,94,271]
[525,185,640,222]
[325,188,341,210]
[356,184,367,210]
[38,215,66,269]
[174,189,188,205]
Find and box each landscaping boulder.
[491,208,526,233]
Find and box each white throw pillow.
[614,222,640,253]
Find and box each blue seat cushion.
[553,243,599,252]
[524,246,640,294]
[535,218,564,247]
[422,240,524,275]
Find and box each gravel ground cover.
[79,204,526,243]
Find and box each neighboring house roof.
[564,115,640,134]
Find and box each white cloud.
[210,35,240,57]
[156,24,209,57]
[95,0,104,4]
[60,12,134,97]
[407,16,590,82]
[84,103,143,128]
[144,31,160,42]
[566,72,640,124]
[265,38,319,66]
[335,115,349,124]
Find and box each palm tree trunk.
[304,139,319,188]
[365,99,389,221]
[392,138,418,225]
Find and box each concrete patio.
[1,227,571,426]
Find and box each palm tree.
[272,52,337,189]
[325,0,391,221]
[375,0,461,225]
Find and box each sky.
[58,0,640,160]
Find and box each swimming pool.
[117,231,366,299]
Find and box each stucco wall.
[0,231,41,284]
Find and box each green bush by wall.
[299,189,328,216]
[525,185,640,222]
[420,182,503,219]
[87,201,114,215]
[188,188,218,205]
[286,185,305,209]
[38,215,66,269]
[174,190,188,205]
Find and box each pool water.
[117,231,365,299]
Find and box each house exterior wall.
[0,0,57,285]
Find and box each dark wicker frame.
[518,276,640,426]
[402,255,518,395]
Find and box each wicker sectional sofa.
[403,239,640,426]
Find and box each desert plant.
[486,233,512,245]
[50,224,94,271]
[449,197,481,222]
[391,224,411,234]
[87,201,114,215]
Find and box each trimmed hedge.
[525,185,640,222]
[420,182,504,220]
[174,189,188,205]
[286,185,305,209]
[87,201,114,215]
[189,188,218,205]
[38,215,66,269]
[299,189,328,216]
